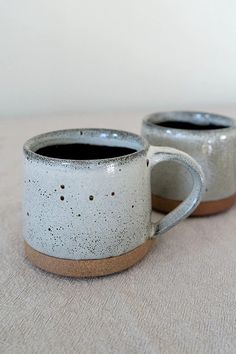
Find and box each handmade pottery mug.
[142,111,236,216]
[23,128,204,277]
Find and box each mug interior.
[24,129,148,162]
[145,112,235,131]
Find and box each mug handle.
[148,146,205,237]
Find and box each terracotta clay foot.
[24,239,155,278]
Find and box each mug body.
[23,129,152,261]
[142,112,236,215]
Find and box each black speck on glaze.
[60,196,64,201]
[60,184,65,189]
[89,195,94,201]
[111,192,115,196]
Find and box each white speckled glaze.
[142,112,236,202]
[23,129,204,260]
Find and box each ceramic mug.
[142,111,236,216]
[23,128,204,277]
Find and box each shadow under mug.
[23,129,204,277]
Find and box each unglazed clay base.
[24,239,155,277]
[152,194,236,216]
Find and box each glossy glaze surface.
[24,129,152,259]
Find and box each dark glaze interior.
[36,143,137,160]
[155,121,229,130]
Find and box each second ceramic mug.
[142,112,236,216]
[23,129,204,277]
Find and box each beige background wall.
[1,0,236,118]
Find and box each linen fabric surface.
[0,112,236,354]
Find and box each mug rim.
[143,111,236,134]
[23,128,149,166]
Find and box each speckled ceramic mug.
[23,128,204,277]
[142,111,236,216]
